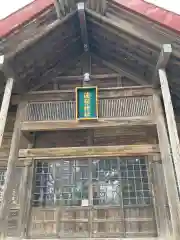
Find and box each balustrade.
[21,87,153,123]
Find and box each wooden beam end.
[162,44,172,54]
[77,2,85,10]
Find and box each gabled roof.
[113,0,180,33]
[1,0,180,111]
[1,0,180,39]
[0,0,54,37]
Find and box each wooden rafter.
[92,54,147,85]
[54,0,77,19]
[5,10,77,61]
[87,0,107,15]
[86,8,160,49]
[28,43,83,92]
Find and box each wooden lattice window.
[32,157,152,207]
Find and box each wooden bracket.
[153,44,172,87]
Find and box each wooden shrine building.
[0,0,180,239]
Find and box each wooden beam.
[77,2,90,74]
[86,8,161,49]
[159,68,180,196]
[153,44,172,87]
[11,85,153,104]
[87,0,107,15]
[0,78,14,147]
[19,144,159,160]
[54,0,77,18]
[6,11,77,61]
[92,54,147,85]
[28,37,82,92]
[153,93,180,240]
[21,117,154,132]
[54,73,120,81]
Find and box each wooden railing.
[21,86,153,122]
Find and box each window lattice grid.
[32,157,152,207]
[92,158,151,206]
[33,160,89,206]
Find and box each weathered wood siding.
[0,110,29,162]
[39,56,139,91]
[29,206,156,238]
[35,126,157,148]
[0,167,24,237]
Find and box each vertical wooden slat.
[25,96,152,121]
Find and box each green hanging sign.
[76,86,98,121]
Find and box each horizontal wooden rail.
[12,86,153,104]
[21,116,155,131]
[19,144,159,160]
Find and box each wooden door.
[28,157,157,238]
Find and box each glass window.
[32,157,152,207]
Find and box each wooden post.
[0,102,24,237]
[18,158,33,237]
[158,68,180,194]
[153,93,180,239]
[0,78,14,147]
[150,158,170,237]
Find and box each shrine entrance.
[29,157,157,238]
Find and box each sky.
[0,0,180,20]
[0,0,34,20]
[144,0,180,14]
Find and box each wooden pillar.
[153,44,180,191]
[150,157,171,238]
[158,68,180,193]
[0,78,14,147]
[153,93,180,240]
[18,158,33,238]
[0,102,24,237]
